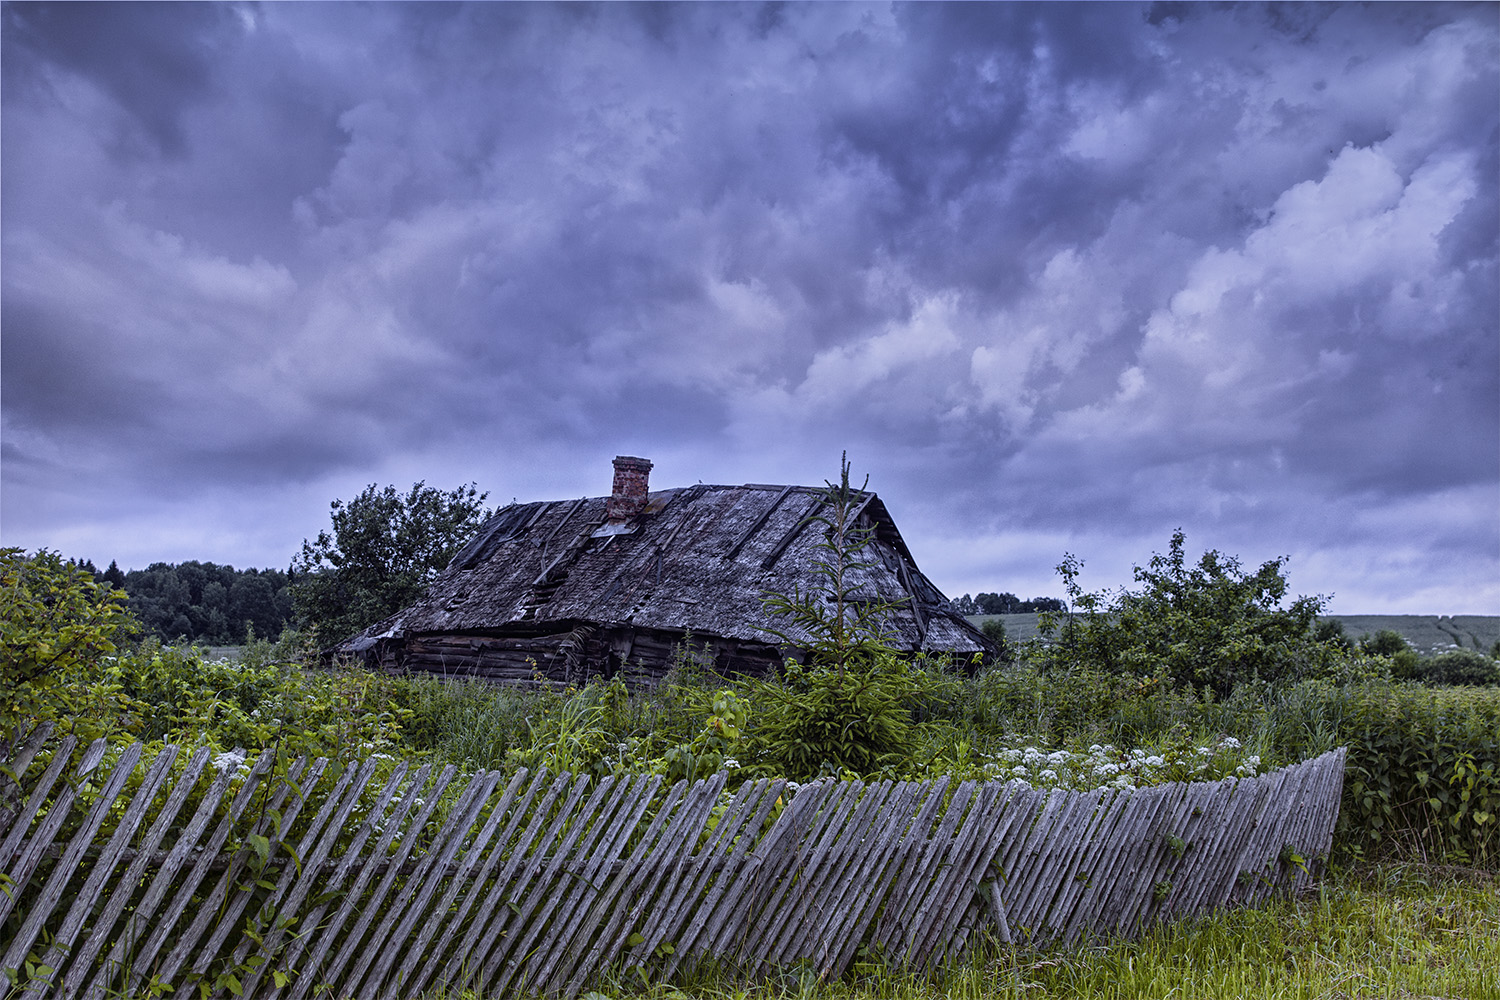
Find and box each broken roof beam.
[538,497,590,557]
[895,557,928,645]
[760,494,828,571]
[722,485,795,561]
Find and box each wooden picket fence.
[0,727,1344,999]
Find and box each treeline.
[951,591,1065,615]
[72,558,293,645]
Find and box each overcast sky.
[3,2,1496,614]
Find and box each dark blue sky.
[3,2,1496,612]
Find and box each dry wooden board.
[0,732,1346,1000]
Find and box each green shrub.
[1334,684,1500,864]
[1,548,138,736]
[1036,530,1339,697]
[1417,649,1500,687]
[743,656,945,778]
[1360,629,1411,657]
[979,618,1014,661]
[1314,618,1353,650]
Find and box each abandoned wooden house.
[337,456,996,684]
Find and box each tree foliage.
[291,481,492,643]
[750,455,947,777]
[758,454,902,677]
[1037,530,1337,696]
[1,547,138,735]
[119,561,293,644]
[1416,649,1500,687]
[954,592,1065,615]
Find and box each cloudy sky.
[3,2,1496,613]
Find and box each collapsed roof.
[340,458,994,683]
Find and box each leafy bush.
[1,548,137,737]
[1359,629,1423,679]
[743,657,945,778]
[1037,530,1340,696]
[979,618,1014,661]
[16,630,411,762]
[1361,629,1411,657]
[1416,649,1500,687]
[1331,684,1500,864]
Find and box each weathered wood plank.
[287,761,431,1000]
[31,744,178,998]
[5,736,1347,1000]
[406,768,540,998]
[3,742,144,993]
[0,734,85,929]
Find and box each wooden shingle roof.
[348,483,988,657]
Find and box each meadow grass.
[968,614,1500,656]
[413,864,1494,1000]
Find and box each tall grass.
[414,865,1494,1000]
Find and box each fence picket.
[288,761,431,999]
[234,756,383,996]
[0,735,86,929]
[423,767,550,993]
[406,768,540,997]
[656,777,785,980]
[570,779,701,992]
[64,745,211,1000]
[3,741,143,992]
[532,773,662,994]
[1,729,1346,1000]
[28,743,178,998]
[335,763,461,995]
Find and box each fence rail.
[0,728,1344,999]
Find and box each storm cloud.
[3,2,1496,612]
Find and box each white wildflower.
[212,749,248,773]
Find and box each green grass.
[407,865,1497,1000]
[968,613,1048,643]
[970,614,1500,656]
[1325,615,1500,656]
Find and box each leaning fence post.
[984,874,1013,945]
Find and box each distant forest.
[950,592,1066,615]
[76,558,294,645]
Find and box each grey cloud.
[1,2,1494,611]
[2,1,238,158]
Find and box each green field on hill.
[969,613,1500,655]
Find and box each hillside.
[968,614,1500,656]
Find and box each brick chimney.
[606,455,652,521]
